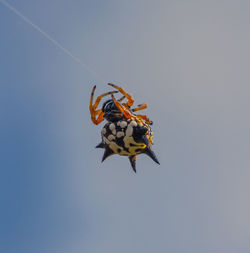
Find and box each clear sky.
[1,0,250,252]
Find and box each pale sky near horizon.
[1,1,250,252]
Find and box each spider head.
[102,99,123,122]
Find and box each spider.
[90,83,152,125]
[89,83,159,172]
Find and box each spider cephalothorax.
[101,99,123,122]
[89,83,159,172]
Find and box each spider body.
[102,99,123,122]
[89,83,159,172]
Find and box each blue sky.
[1,0,250,252]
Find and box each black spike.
[102,147,114,162]
[142,135,149,146]
[129,156,137,173]
[143,147,160,165]
[95,141,105,148]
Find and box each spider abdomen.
[100,119,152,156]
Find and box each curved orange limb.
[89,85,118,125]
[111,94,146,124]
[108,83,134,107]
[132,104,147,112]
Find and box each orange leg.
[118,95,126,102]
[111,94,134,119]
[111,94,145,124]
[132,104,147,112]
[135,114,152,124]
[108,83,134,107]
[91,110,105,125]
[90,85,118,125]
[90,85,118,111]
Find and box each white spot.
[117,121,120,126]
[120,121,127,128]
[125,126,133,137]
[103,136,110,145]
[109,123,115,131]
[112,129,116,135]
[108,134,115,141]
[101,128,106,135]
[117,131,125,138]
[129,120,137,127]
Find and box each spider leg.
[135,114,152,125]
[131,104,151,123]
[132,104,147,112]
[108,83,134,107]
[91,110,106,125]
[91,86,118,110]
[89,85,118,125]
[111,94,134,119]
[118,95,126,102]
[111,94,148,124]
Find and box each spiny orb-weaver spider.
[89,83,159,172]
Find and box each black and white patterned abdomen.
[101,119,153,156]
